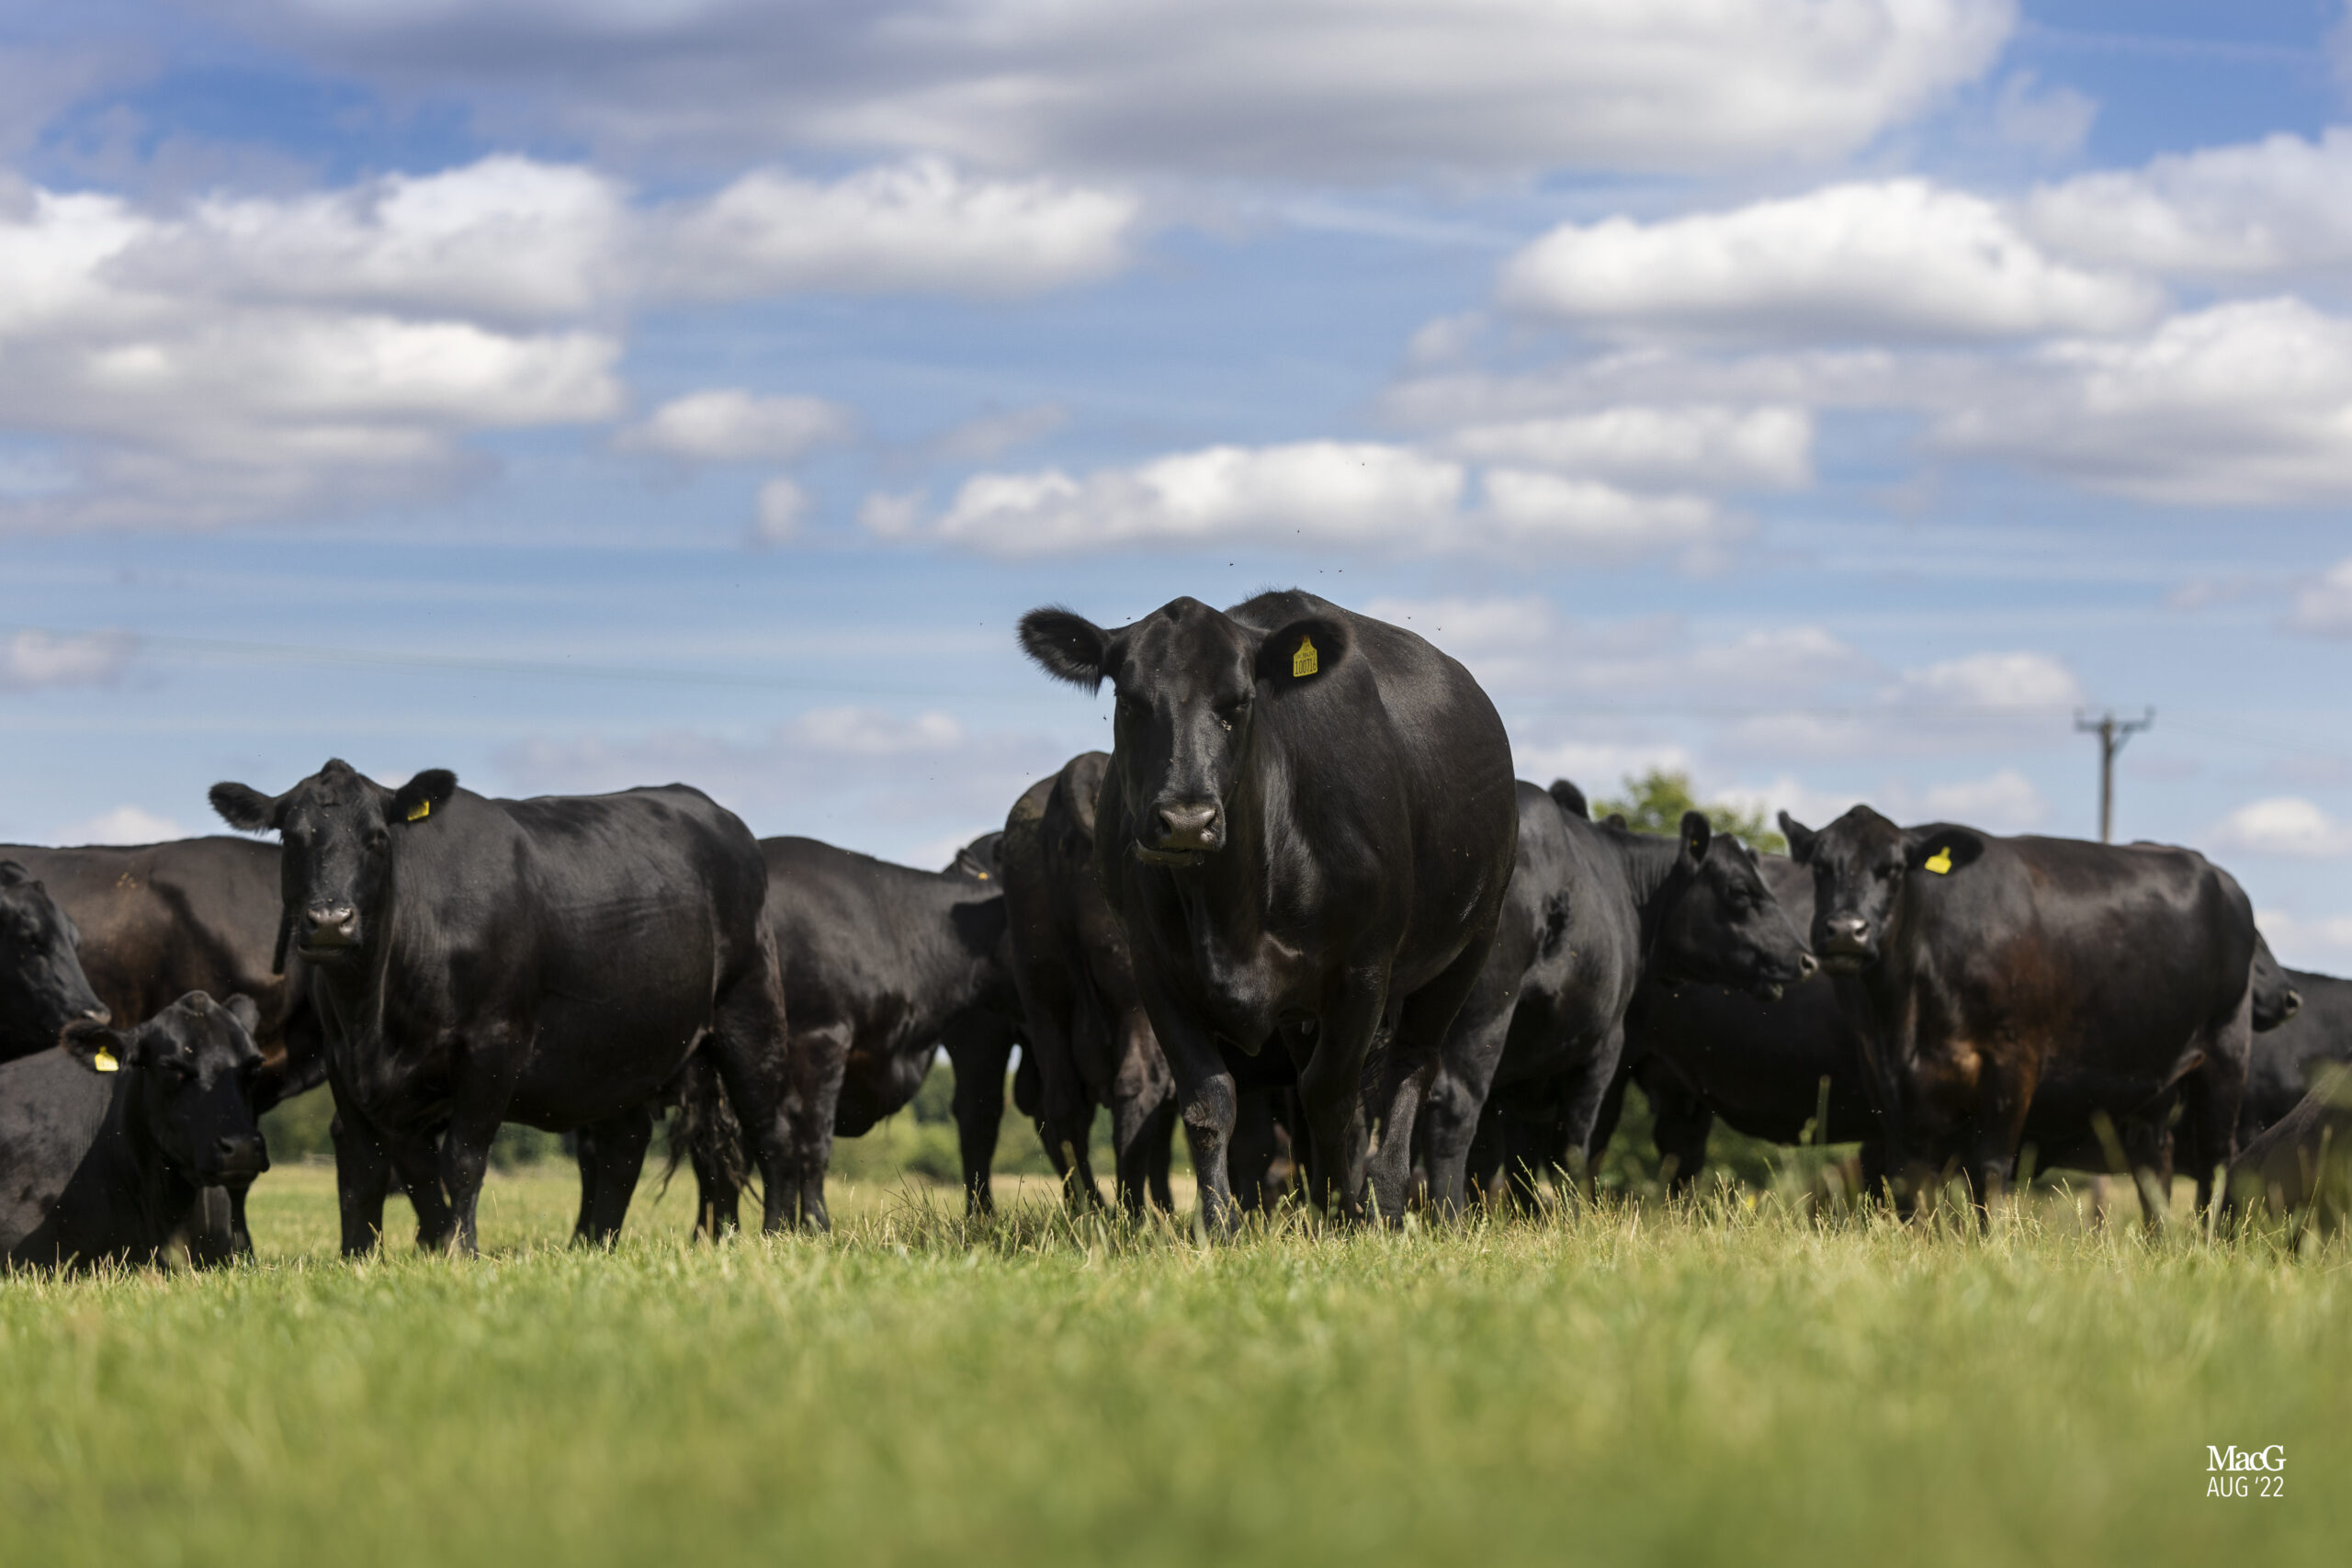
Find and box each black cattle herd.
[0,590,2345,1269]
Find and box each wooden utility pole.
[2075,709,2153,843]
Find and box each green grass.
[3,1160,2346,1567]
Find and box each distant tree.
[1586,767,1787,855]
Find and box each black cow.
[1019,592,1519,1224]
[1590,850,1879,1194]
[0,838,343,1252]
[1000,754,1179,1214]
[1,992,268,1269]
[676,834,1027,1229]
[2226,1068,2352,1224]
[2177,964,2347,1189]
[1429,781,1815,1212]
[209,761,794,1253]
[1782,807,2257,1217]
[0,861,111,1057]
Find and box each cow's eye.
[158,1055,197,1081]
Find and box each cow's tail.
[660,1054,752,1204]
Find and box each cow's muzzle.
[298,903,360,958]
[1815,917,1874,972]
[203,1135,271,1179]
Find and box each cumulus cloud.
[882,438,1749,563]
[492,706,1066,835]
[0,152,1136,529]
[1884,767,2047,831]
[1514,738,1697,795]
[917,441,1466,554]
[753,476,811,542]
[2287,557,2352,637]
[2210,796,2352,859]
[0,627,137,691]
[616,390,855,463]
[1935,298,2352,507]
[218,0,2017,181]
[1894,650,2084,713]
[2027,129,2352,282]
[645,160,1135,299]
[928,404,1068,464]
[1720,649,2083,760]
[1441,404,1812,491]
[1497,180,2160,344]
[54,805,186,846]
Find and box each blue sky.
[6,2,2352,965]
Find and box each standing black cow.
[0,861,112,1056]
[1781,806,2257,1217]
[1,992,269,1268]
[1429,781,1816,1213]
[1019,592,1519,1224]
[1590,850,1879,1194]
[209,761,794,1253]
[676,834,1028,1229]
[2175,963,2346,1188]
[1000,754,1179,1214]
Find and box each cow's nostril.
[83,1006,111,1025]
[1797,953,1820,980]
[1158,803,1221,844]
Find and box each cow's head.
[1639,809,1819,999]
[0,861,110,1049]
[208,760,457,967]
[1019,597,1346,864]
[1781,805,1986,973]
[64,991,268,1186]
[2251,932,2301,1032]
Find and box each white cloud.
[2288,557,2352,637]
[1885,767,2046,831]
[229,0,2017,181]
[1894,650,2084,713]
[616,390,854,463]
[2027,129,2352,282]
[1480,471,1738,561]
[929,404,1068,464]
[1514,739,1697,795]
[753,476,811,542]
[1991,71,2096,158]
[1442,404,1812,491]
[0,627,136,691]
[2252,908,2352,970]
[646,159,1135,300]
[492,707,1065,834]
[125,156,629,323]
[2210,797,2352,859]
[1497,180,2160,343]
[1936,298,2352,507]
[55,805,185,846]
[918,441,1465,554]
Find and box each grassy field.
[3,1156,2346,1568]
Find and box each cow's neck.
[902,878,1014,1042]
[112,1073,200,1241]
[1605,832,1690,972]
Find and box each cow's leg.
[705,952,827,1233]
[1108,1006,1175,1215]
[571,1122,602,1240]
[2183,994,2255,1216]
[1418,1065,1494,1219]
[1144,1093,1177,1213]
[573,1105,653,1245]
[1369,935,1498,1224]
[1645,1069,1714,1198]
[327,1092,395,1257]
[1587,1062,1634,1174]
[1301,966,1391,1224]
[221,1179,255,1258]
[1140,979,1239,1235]
[944,1026,1013,1216]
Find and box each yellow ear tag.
[407,799,430,822]
[1292,635,1319,678]
[92,1048,119,1074]
[1924,847,1952,874]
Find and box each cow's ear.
[1678,809,1713,866]
[390,770,457,826]
[222,993,262,1034]
[1549,780,1589,819]
[1780,811,1817,863]
[60,1017,130,1074]
[1019,607,1121,693]
[1255,615,1350,690]
[1905,828,1985,876]
[209,782,285,833]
